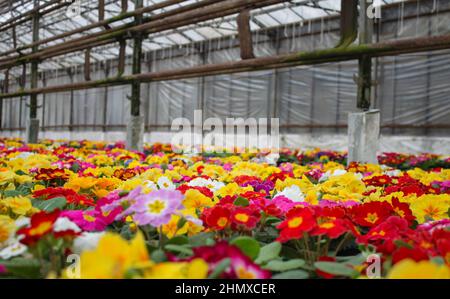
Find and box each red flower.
[392,246,429,265]
[177,185,213,198]
[34,168,70,181]
[276,207,316,242]
[17,210,61,245]
[267,172,292,184]
[352,201,393,227]
[33,187,95,207]
[234,175,261,186]
[203,205,231,231]
[390,197,416,225]
[311,207,351,239]
[363,175,392,187]
[230,206,260,230]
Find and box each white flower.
[144,180,157,190]
[157,176,175,190]
[53,217,81,233]
[319,169,348,182]
[263,153,280,165]
[72,232,105,254]
[188,177,224,192]
[274,185,305,202]
[385,169,401,177]
[15,217,30,229]
[0,241,27,260]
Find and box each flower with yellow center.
[0,215,15,245]
[410,195,450,223]
[66,232,150,279]
[183,189,214,211]
[143,258,209,279]
[387,259,450,279]
[2,196,36,216]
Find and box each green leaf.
[263,259,305,272]
[230,236,260,260]
[150,249,167,263]
[188,232,215,247]
[32,197,67,212]
[0,258,41,279]
[208,258,231,279]
[164,244,193,256]
[314,261,359,277]
[3,190,21,197]
[167,235,189,246]
[272,270,309,279]
[255,242,281,265]
[394,239,414,249]
[233,197,249,207]
[176,217,188,230]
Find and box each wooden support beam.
[21,63,27,88]
[3,69,8,94]
[118,40,126,76]
[3,33,450,99]
[84,48,91,81]
[337,0,358,48]
[12,25,17,49]
[121,0,128,13]
[30,3,39,119]
[237,9,255,59]
[99,0,105,21]
[131,0,144,117]
[357,0,374,110]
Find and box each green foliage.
[230,236,260,260]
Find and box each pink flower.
[129,189,184,227]
[61,210,108,232]
[271,196,297,213]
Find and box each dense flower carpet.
[0,138,449,279]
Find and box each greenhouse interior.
[0,0,449,281]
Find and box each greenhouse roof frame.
[0,0,404,71]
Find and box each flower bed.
[0,138,449,279]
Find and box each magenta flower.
[129,189,184,227]
[61,210,108,232]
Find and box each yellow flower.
[183,189,214,210]
[410,195,450,223]
[0,215,15,245]
[64,176,97,192]
[0,169,15,186]
[2,196,35,216]
[387,259,450,279]
[71,232,150,279]
[216,183,252,198]
[143,258,209,279]
[162,209,203,238]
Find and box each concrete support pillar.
[126,115,144,152]
[348,110,380,165]
[26,118,40,144]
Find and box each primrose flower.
[130,189,184,227]
[274,185,305,202]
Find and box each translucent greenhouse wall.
[1,0,450,154]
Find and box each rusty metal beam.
[3,33,450,99]
[237,9,255,59]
